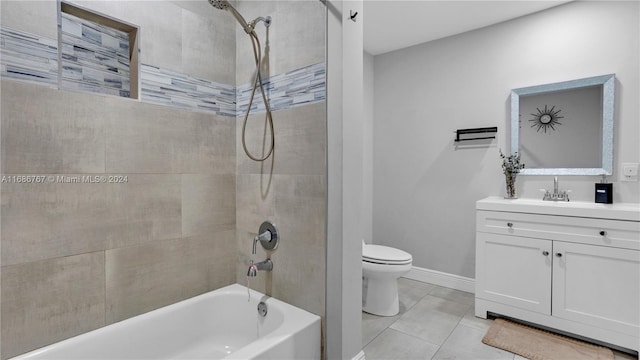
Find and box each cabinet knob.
[542,251,549,256]
[556,253,563,258]
[599,230,606,236]
[507,222,513,228]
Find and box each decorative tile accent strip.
[140,64,237,117]
[0,27,58,87]
[60,11,131,97]
[236,62,326,114]
[1,25,325,118]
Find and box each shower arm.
[250,16,272,30]
[228,6,272,35]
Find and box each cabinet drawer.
[477,210,640,250]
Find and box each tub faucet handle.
[253,230,272,254]
[254,221,279,253]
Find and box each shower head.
[209,0,253,34]
[208,0,229,10]
[209,0,271,34]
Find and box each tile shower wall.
[0,27,58,86]
[0,1,237,358]
[233,0,327,351]
[236,62,326,113]
[60,11,131,97]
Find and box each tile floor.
[362,278,638,360]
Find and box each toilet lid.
[363,244,412,265]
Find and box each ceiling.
[363,1,572,55]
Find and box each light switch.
[622,163,639,181]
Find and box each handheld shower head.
[208,0,254,34]
[208,0,229,10]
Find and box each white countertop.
[477,196,640,222]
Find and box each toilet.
[362,240,413,316]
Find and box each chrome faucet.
[543,176,570,202]
[247,258,273,277]
[247,221,278,277]
[247,230,273,277]
[253,230,272,254]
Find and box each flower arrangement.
[500,150,525,198]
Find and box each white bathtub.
[12,284,321,360]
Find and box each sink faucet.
[543,176,570,202]
[247,259,273,277]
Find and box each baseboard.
[352,350,366,360]
[404,266,475,294]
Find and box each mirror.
[510,74,615,175]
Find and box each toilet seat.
[362,244,412,265]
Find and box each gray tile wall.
[233,0,327,354]
[235,103,326,316]
[0,80,237,359]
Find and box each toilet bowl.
[362,241,412,316]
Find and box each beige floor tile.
[458,305,494,332]
[398,278,437,312]
[366,280,631,360]
[364,328,439,360]
[362,312,400,348]
[433,324,513,360]
[390,295,469,346]
[428,285,474,307]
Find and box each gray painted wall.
[371,1,639,279]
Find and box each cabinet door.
[553,242,640,336]
[476,232,552,314]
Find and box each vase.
[504,173,517,199]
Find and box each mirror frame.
[510,74,615,175]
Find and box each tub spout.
[247,259,272,277]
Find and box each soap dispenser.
[595,175,613,204]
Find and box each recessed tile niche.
[59,2,139,99]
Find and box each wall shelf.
[454,127,497,142]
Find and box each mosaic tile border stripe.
[236,62,326,114]
[1,25,326,117]
[60,11,131,98]
[140,64,237,117]
[0,27,58,87]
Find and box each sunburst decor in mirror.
[510,73,615,176]
[529,105,563,133]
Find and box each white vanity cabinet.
[475,197,640,352]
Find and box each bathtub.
[12,284,321,360]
